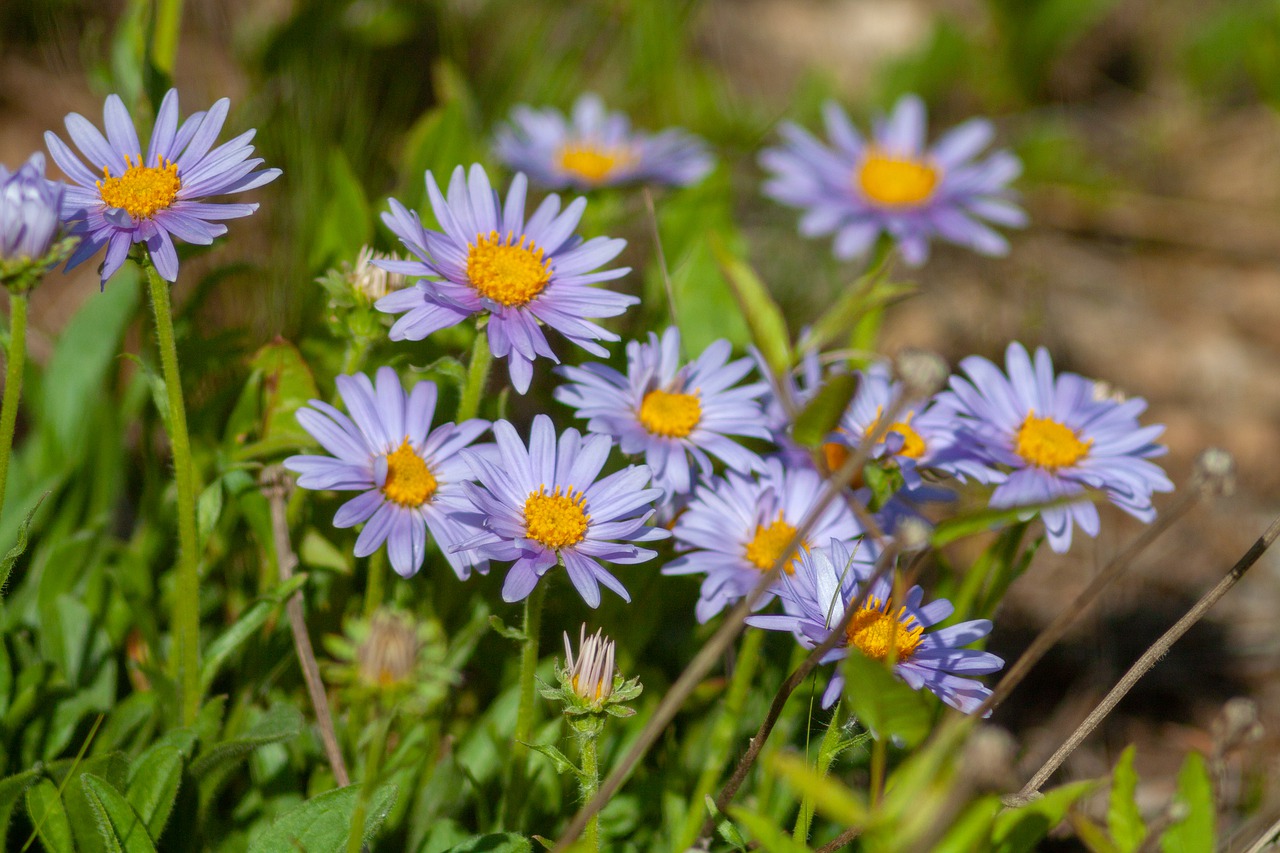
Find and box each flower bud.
[0,153,63,263]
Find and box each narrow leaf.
[125,745,183,841]
[25,778,76,853]
[1107,746,1146,852]
[1160,753,1214,853]
[792,374,859,448]
[710,235,792,378]
[247,782,398,852]
[0,491,48,597]
[82,774,156,853]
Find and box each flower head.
[555,326,771,497]
[494,93,713,191]
[760,96,1025,266]
[748,540,1003,713]
[936,342,1173,553]
[44,89,280,284]
[664,457,863,622]
[0,153,65,266]
[457,414,668,608]
[284,367,489,579]
[323,607,454,713]
[376,164,635,394]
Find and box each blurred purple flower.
[0,153,64,263]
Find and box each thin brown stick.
[262,466,351,787]
[1011,511,1279,805]
[553,394,911,850]
[815,826,861,852]
[973,483,1201,718]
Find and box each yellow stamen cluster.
[558,143,636,185]
[868,409,928,459]
[1014,412,1092,470]
[845,596,924,663]
[466,231,552,307]
[744,512,804,574]
[97,154,181,219]
[381,439,438,507]
[638,389,702,438]
[524,485,590,549]
[856,149,939,207]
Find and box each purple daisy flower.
[284,367,490,580]
[936,342,1173,553]
[456,414,668,608]
[748,540,1004,713]
[554,326,772,497]
[664,457,863,622]
[760,95,1025,266]
[822,361,996,488]
[494,93,714,191]
[375,164,635,394]
[44,88,280,284]
[0,153,65,263]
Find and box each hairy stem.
[363,549,386,618]
[263,467,350,787]
[144,258,202,726]
[346,716,390,853]
[0,292,27,523]
[500,581,548,828]
[457,328,492,422]
[579,731,601,851]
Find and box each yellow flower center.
[558,143,636,184]
[845,596,924,663]
[856,149,939,207]
[97,154,182,220]
[466,231,552,307]
[743,512,804,574]
[381,440,438,507]
[1014,412,1092,470]
[524,486,590,549]
[868,409,927,459]
[638,389,702,438]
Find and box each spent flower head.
[375,164,635,393]
[495,93,713,191]
[324,608,453,713]
[541,625,643,722]
[760,95,1025,266]
[45,89,280,284]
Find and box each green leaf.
[190,704,303,779]
[930,795,1003,853]
[0,491,47,597]
[792,373,859,448]
[199,575,306,693]
[1160,752,1214,852]
[992,780,1099,853]
[438,834,534,853]
[841,649,933,747]
[309,147,372,269]
[766,752,869,826]
[489,614,526,642]
[125,745,183,841]
[248,782,398,852]
[710,236,792,379]
[667,236,751,357]
[0,769,39,843]
[26,778,75,853]
[1107,746,1146,852]
[233,339,321,461]
[526,743,583,780]
[730,807,813,853]
[195,479,223,551]
[82,774,156,853]
[298,529,351,573]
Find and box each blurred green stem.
[869,734,887,805]
[794,701,844,843]
[339,335,372,377]
[0,292,28,523]
[850,238,895,354]
[677,627,766,849]
[346,716,390,853]
[500,581,547,827]
[578,730,601,851]
[457,328,492,421]
[144,257,202,727]
[151,0,184,76]
[363,549,387,618]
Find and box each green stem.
[794,701,844,843]
[0,292,28,523]
[363,549,387,618]
[456,328,492,422]
[346,717,390,853]
[151,0,185,76]
[144,259,202,727]
[579,732,601,852]
[869,734,887,806]
[677,628,766,849]
[339,335,372,378]
[499,581,547,828]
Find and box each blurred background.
[2,0,1280,842]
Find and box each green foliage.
[248,782,398,852]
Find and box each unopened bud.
[1193,447,1236,498]
[357,610,420,689]
[894,349,948,399]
